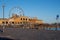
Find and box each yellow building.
[0,14,43,26]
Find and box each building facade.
[0,14,43,26]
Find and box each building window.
[18,22,19,24]
[6,21,8,24]
[26,18,27,21]
[23,22,25,24]
[29,19,31,21]
[2,22,5,24]
[20,22,22,24]
[12,22,14,24]
[21,18,22,20]
[23,18,25,20]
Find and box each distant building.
[0,14,43,26]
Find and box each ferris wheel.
[9,6,24,18]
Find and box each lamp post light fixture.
[56,14,59,31]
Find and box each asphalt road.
[0,28,60,40]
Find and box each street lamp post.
[2,0,5,32]
[56,14,59,31]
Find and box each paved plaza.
[0,28,60,40]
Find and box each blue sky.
[0,0,60,23]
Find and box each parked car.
[0,30,3,32]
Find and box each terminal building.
[0,6,43,28]
[0,14,43,26]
